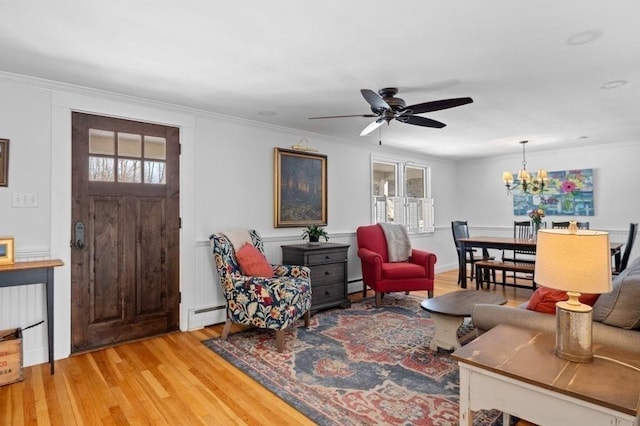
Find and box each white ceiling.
[0,1,638,160]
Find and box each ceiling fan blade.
[359,119,386,136]
[361,89,390,111]
[399,115,446,128]
[309,113,378,119]
[406,97,473,114]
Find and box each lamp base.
[555,301,593,363]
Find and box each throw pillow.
[526,287,600,315]
[592,271,640,329]
[236,243,273,278]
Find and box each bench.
[474,259,536,290]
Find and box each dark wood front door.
[71,112,180,352]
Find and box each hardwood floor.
[0,269,535,425]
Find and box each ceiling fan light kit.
[309,87,473,137]
[502,140,548,195]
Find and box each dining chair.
[501,221,536,285]
[614,222,638,275]
[451,220,493,285]
[551,221,590,229]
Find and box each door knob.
[74,221,85,249]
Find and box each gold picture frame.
[0,139,8,187]
[274,148,327,228]
[0,237,15,265]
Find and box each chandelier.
[502,140,548,194]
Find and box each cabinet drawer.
[311,263,345,285]
[312,282,345,306]
[307,251,346,265]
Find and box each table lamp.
[534,229,612,362]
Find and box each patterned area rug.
[202,295,510,426]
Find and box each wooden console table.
[0,259,64,374]
[452,324,640,425]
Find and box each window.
[371,159,434,233]
[88,128,167,184]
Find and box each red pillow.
[236,243,273,278]
[526,287,600,314]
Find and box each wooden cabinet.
[281,243,351,311]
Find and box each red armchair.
[356,224,436,307]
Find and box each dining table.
[457,236,624,289]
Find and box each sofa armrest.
[472,304,556,335]
[472,304,640,354]
[273,264,311,279]
[409,249,437,278]
[357,247,382,264]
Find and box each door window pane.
[144,161,166,184]
[144,136,166,160]
[118,133,142,157]
[118,159,142,183]
[89,156,115,181]
[89,129,115,155]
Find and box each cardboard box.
[0,328,23,386]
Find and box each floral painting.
[513,168,594,216]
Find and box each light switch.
[11,192,38,208]
[12,192,23,208]
[24,193,38,208]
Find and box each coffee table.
[420,290,507,351]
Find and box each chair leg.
[363,283,367,298]
[275,330,285,353]
[427,289,434,298]
[221,319,232,340]
[303,310,311,327]
[375,292,382,308]
[405,291,409,295]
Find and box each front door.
[71,112,180,352]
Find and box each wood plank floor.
[0,269,536,425]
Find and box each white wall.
[456,143,640,260]
[0,74,458,366]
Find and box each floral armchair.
[209,230,312,352]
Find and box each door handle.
[74,221,85,249]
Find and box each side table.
[0,259,64,374]
[281,243,351,311]
[452,324,640,426]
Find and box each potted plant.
[301,224,329,245]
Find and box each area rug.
[202,295,510,426]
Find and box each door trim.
[51,92,196,361]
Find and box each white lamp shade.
[534,229,612,294]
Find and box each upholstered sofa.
[472,256,640,353]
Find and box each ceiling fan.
[309,87,473,136]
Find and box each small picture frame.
[0,237,15,265]
[0,138,8,187]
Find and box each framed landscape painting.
[274,148,327,228]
